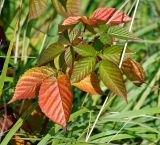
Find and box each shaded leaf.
[71,57,96,83]
[89,8,131,25]
[52,0,81,17]
[66,0,82,16]
[122,58,145,85]
[52,0,67,17]
[99,33,113,45]
[37,43,65,66]
[9,66,55,103]
[29,0,48,20]
[74,44,96,57]
[39,72,72,127]
[73,72,103,95]
[99,60,127,98]
[68,28,81,43]
[100,45,135,64]
[65,47,74,68]
[107,26,139,40]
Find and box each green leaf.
[37,42,65,66]
[99,60,127,98]
[29,0,48,20]
[65,46,74,68]
[100,45,135,64]
[71,57,96,83]
[74,44,96,57]
[99,33,112,45]
[107,26,139,40]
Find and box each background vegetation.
[0,0,159,144]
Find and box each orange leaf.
[38,72,72,127]
[9,66,55,103]
[122,58,145,85]
[89,8,131,25]
[74,72,103,95]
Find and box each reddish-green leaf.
[68,28,81,43]
[52,0,81,17]
[71,57,96,83]
[38,72,72,127]
[66,0,81,16]
[89,8,131,25]
[9,66,55,103]
[73,72,103,95]
[122,58,145,85]
[52,0,67,17]
[37,42,65,66]
[100,45,135,64]
[65,47,74,69]
[74,44,96,57]
[99,60,127,98]
[29,0,48,20]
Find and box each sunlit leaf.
[9,66,55,103]
[100,45,135,64]
[71,57,96,83]
[39,72,72,127]
[122,58,145,85]
[74,44,96,57]
[65,47,74,68]
[29,0,48,20]
[107,26,139,40]
[99,60,127,98]
[61,16,81,26]
[89,8,131,25]
[37,43,65,66]
[74,72,103,95]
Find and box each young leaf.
[29,0,48,20]
[99,60,127,98]
[89,8,131,25]
[61,16,81,26]
[122,58,145,85]
[71,57,96,83]
[37,43,65,66]
[107,26,139,40]
[100,45,135,64]
[65,47,74,69]
[8,66,55,103]
[38,72,72,127]
[74,44,96,57]
[73,72,103,95]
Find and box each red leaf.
[74,72,103,95]
[61,16,81,26]
[89,8,131,25]
[9,66,55,103]
[38,72,72,127]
